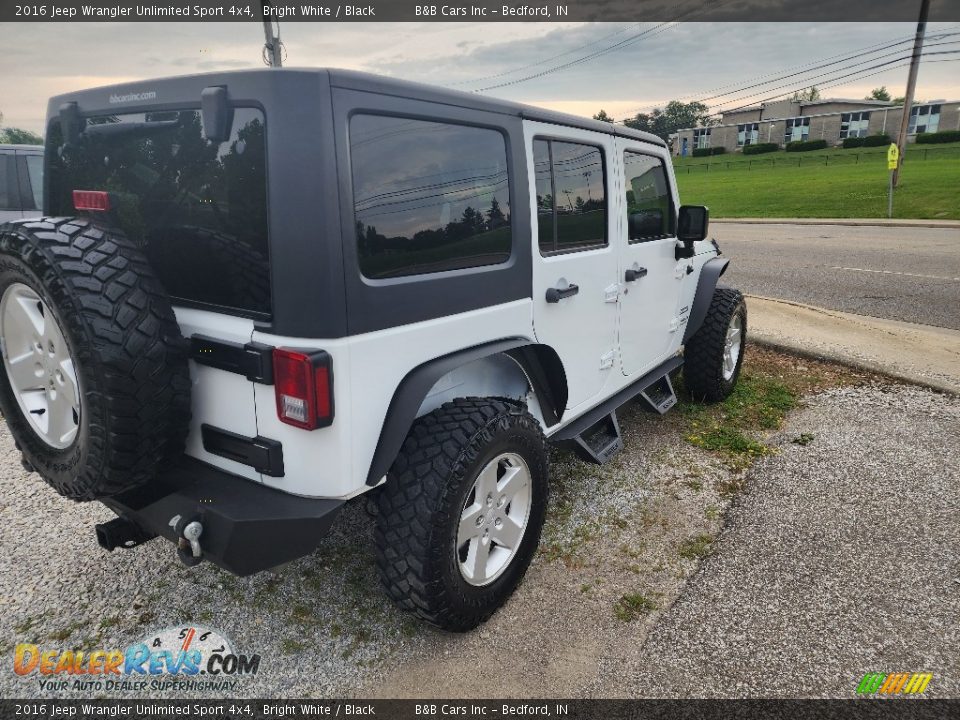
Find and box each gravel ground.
[594,384,960,698]
[2,367,956,699]
[0,389,735,700]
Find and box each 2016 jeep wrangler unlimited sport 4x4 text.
[0,69,745,631]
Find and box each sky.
[2,21,959,133]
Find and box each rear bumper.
[102,458,344,576]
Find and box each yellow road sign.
[887,143,900,170]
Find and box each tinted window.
[534,139,606,254]
[533,140,554,251]
[624,151,674,242]
[0,154,16,210]
[24,154,43,210]
[351,115,512,280]
[48,108,271,315]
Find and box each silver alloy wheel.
[457,452,532,587]
[723,312,743,381]
[0,283,81,449]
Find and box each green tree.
[791,86,821,102]
[866,86,891,102]
[622,100,714,142]
[486,196,506,228]
[0,127,43,145]
[592,109,613,122]
[892,96,906,105]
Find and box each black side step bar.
[569,412,623,465]
[639,374,678,414]
[551,355,683,465]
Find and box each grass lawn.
[673,142,960,219]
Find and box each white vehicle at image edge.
[0,69,746,631]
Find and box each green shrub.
[916,130,960,144]
[842,137,865,148]
[710,146,726,155]
[692,147,712,157]
[862,133,892,147]
[785,139,828,152]
[742,143,778,155]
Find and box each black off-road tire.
[683,288,747,402]
[374,398,549,632]
[0,217,191,501]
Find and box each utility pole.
[892,0,930,187]
[261,1,283,67]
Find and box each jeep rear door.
[526,121,619,412]
[45,107,272,481]
[614,138,687,377]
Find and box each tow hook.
[175,519,205,568]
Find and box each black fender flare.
[365,338,567,486]
[682,257,730,344]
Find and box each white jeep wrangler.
[0,69,745,631]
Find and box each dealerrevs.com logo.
[109,91,157,104]
[13,625,260,693]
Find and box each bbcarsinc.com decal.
[13,625,260,692]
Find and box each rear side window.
[47,108,271,316]
[350,114,512,280]
[534,139,607,254]
[624,151,674,242]
[0,154,17,210]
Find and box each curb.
[749,337,959,397]
[712,218,960,229]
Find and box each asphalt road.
[712,223,960,331]
[600,384,960,698]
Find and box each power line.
[473,22,678,92]
[706,49,960,120]
[682,26,960,104]
[614,26,960,120]
[470,0,743,92]
[705,41,960,114]
[448,23,644,88]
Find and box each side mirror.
[677,205,709,258]
[628,210,664,240]
[200,86,233,144]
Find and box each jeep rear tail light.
[273,348,334,430]
[72,190,111,211]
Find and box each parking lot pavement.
[595,384,960,698]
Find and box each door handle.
[545,283,579,303]
[624,267,648,282]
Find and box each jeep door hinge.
[669,317,681,333]
[599,350,615,370]
[603,283,620,303]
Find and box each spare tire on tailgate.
[0,217,191,501]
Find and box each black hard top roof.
[48,67,666,149]
[324,68,667,148]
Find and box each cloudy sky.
[2,21,959,133]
